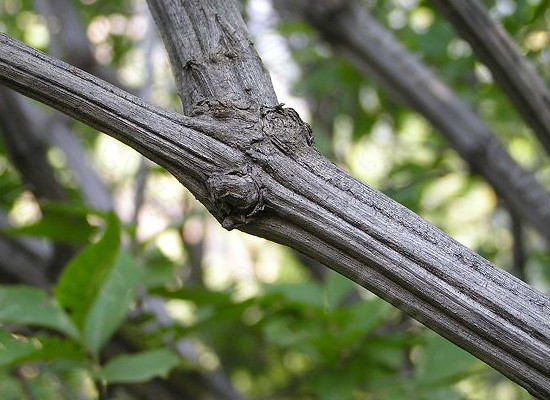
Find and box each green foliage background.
[0,0,549,399]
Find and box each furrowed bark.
[146,0,278,114]
[277,0,550,245]
[429,0,550,156]
[1,31,550,400]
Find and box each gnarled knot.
[261,105,314,155]
[206,168,265,230]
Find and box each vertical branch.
[132,2,156,229]
[146,0,278,113]
[0,215,50,287]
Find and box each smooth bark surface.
[278,0,550,246]
[1,31,549,397]
[429,0,550,157]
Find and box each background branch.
[429,0,550,156]
[276,0,550,245]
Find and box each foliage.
[0,0,548,399]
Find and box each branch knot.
[206,167,265,230]
[261,105,314,156]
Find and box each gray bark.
[1,7,550,399]
[429,0,550,157]
[146,0,278,114]
[276,0,550,245]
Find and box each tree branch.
[276,0,550,246]
[146,0,278,114]
[429,0,550,156]
[510,209,527,282]
[1,32,549,398]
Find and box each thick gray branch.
[1,33,550,398]
[146,0,278,114]
[429,0,550,156]
[277,0,550,246]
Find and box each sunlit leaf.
[97,349,180,384]
[55,212,120,329]
[1,202,98,244]
[416,333,476,387]
[20,336,85,363]
[264,282,325,309]
[324,271,353,309]
[84,252,142,356]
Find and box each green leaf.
[97,349,180,384]
[84,252,142,356]
[140,261,176,289]
[341,298,390,342]
[0,330,39,367]
[416,333,476,387]
[0,286,79,339]
[20,336,86,364]
[55,212,120,329]
[1,202,98,244]
[324,271,353,309]
[152,287,233,306]
[264,282,325,309]
[311,369,355,400]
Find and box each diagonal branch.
[429,0,550,156]
[276,0,550,245]
[1,32,550,398]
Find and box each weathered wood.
[146,0,277,114]
[1,33,549,398]
[429,0,550,157]
[277,0,550,246]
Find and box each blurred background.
[0,0,549,399]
